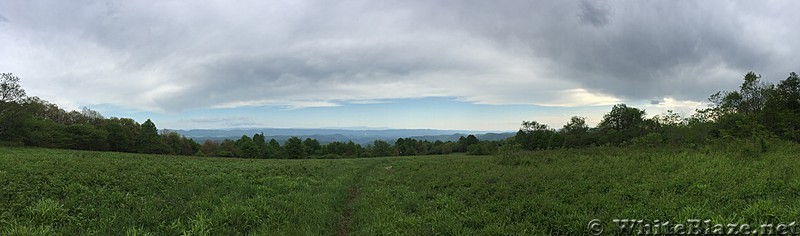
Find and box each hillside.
[3,140,800,235]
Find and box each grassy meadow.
[3,140,800,235]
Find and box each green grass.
[3,140,800,235]
[0,148,375,235]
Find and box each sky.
[1,0,799,131]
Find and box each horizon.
[167,126,515,133]
[85,96,690,131]
[2,1,798,131]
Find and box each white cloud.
[537,89,621,107]
[644,97,706,118]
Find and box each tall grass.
[352,140,800,235]
[3,141,800,234]
[0,147,374,235]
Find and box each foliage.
[302,138,321,156]
[350,141,800,235]
[283,137,306,159]
[510,71,800,149]
[5,142,800,234]
[466,142,497,155]
[0,73,27,102]
[0,147,375,235]
[369,140,393,157]
[515,121,559,151]
[457,134,480,152]
[234,135,259,158]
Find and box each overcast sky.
[1,0,799,130]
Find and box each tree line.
[0,72,498,158]
[193,134,497,159]
[512,71,800,151]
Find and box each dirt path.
[337,182,360,236]
[336,161,383,236]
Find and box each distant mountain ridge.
[170,128,515,145]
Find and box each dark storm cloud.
[424,1,797,101]
[0,0,798,111]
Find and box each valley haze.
[171,128,515,145]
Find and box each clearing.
[2,141,800,235]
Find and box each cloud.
[578,0,611,27]
[189,116,262,127]
[1,0,798,113]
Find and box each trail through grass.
[336,159,385,236]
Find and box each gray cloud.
[0,0,798,112]
[578,0,611,27]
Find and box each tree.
[0,101,28,142]
[598,104,646,131]
[284,137,306,159]
[302,138,321,156]
[562,116,589,134]
[80,107,105,126]
[0,73,26,102]
[200,140,220,156]
[653,110,684,127]
[392,138,432,156]
[180,137,198,156]
[467,141,497,155]
[252,133,267,158]
[162,132,183,155]
[515,121,558,150]
[22,118,66,148]
[343,141,361,157]
[235,135,259,158]
[776,72,800,111]
[65,124,108,151]
[0,73,29,141]
[252,133,266,146]
[521,121,550,132]
[738,72,770,115]
[596,104,648,145]
[457,135,479,152]
[761,72,800,141]
[560,116,592,148]
[137,119,166,154]
[104,118,138,152]
[267,139,282,158]
[371,140,393,157]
